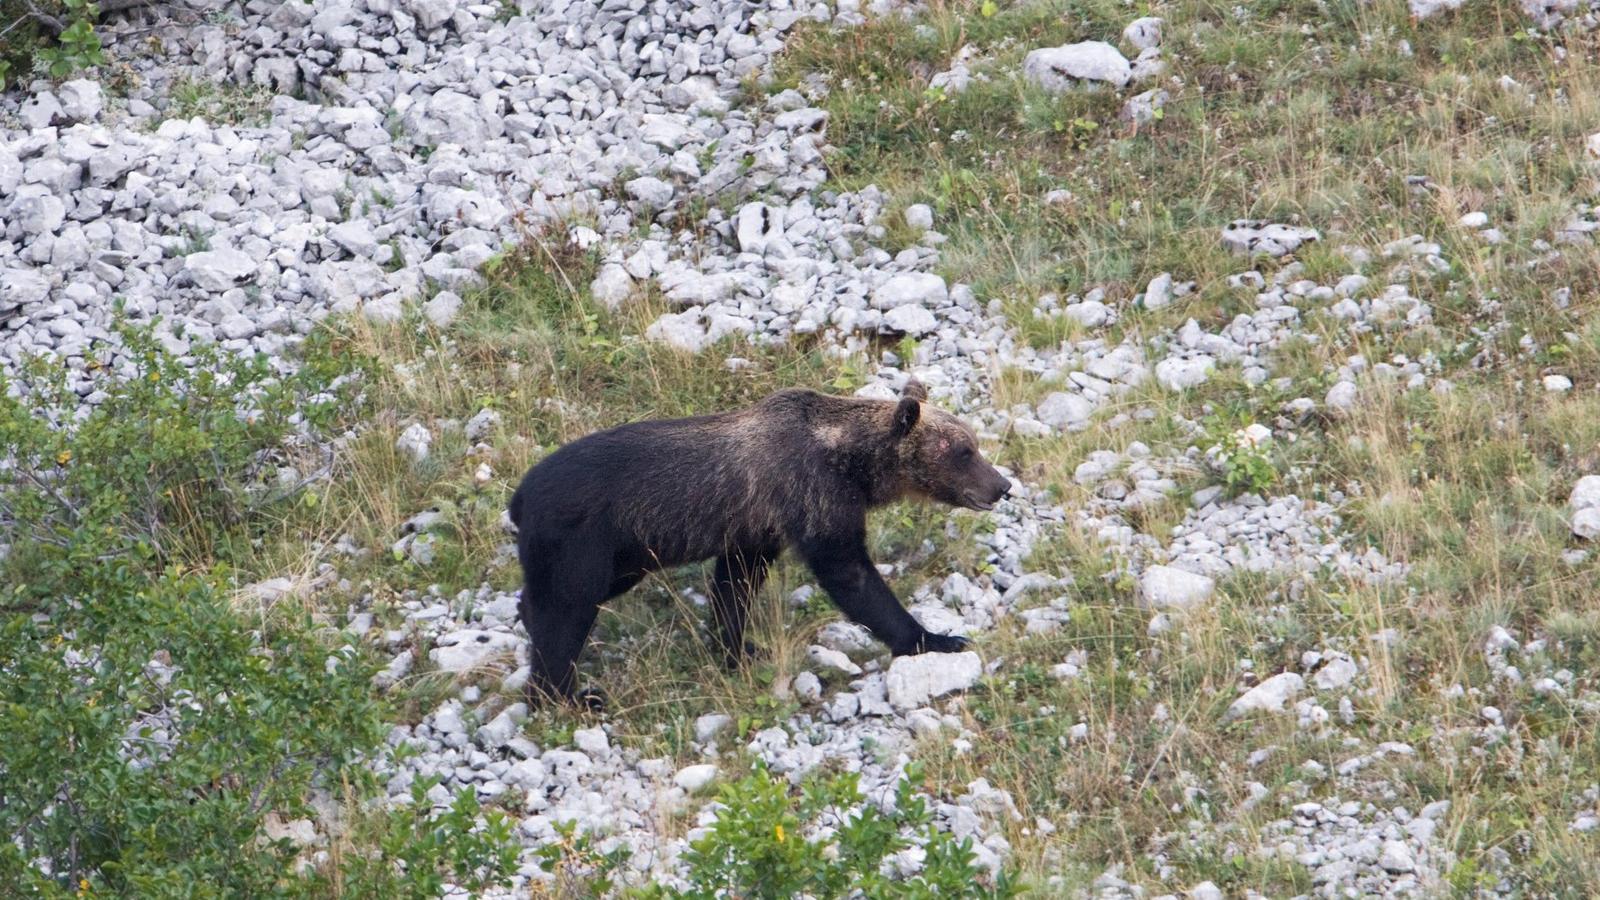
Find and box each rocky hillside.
[5,0,1600,894]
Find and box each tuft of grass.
[160,76,276,126]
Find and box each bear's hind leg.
[524,539,611,708]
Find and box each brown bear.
[507,378,1012,707]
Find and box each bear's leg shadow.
[709,545,778,666]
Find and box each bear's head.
[891,379,1012,511]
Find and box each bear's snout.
[962,466,1012,511]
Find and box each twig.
[20,469,83,523]
[245,443,336,513]
[22,1,66,35]
[0,13,36,40]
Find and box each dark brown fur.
[508,379,1011,706]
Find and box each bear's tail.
[507,484,526,526]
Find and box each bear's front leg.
[798,533,969,656]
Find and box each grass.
[192,0,1600,892]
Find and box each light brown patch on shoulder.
[813,423,847,447]
[720,406,771,445]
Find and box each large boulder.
[1023,42,1132,92]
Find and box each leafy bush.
[1,327,358,580]
[1206,421,1278,497]
[637,763,1017,899]
[0,325,515,897]
[322,778,519,899]
[0,0,106,90]
[533,820,632,897]
[0,568,385,897]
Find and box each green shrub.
[0,0,105,90]
[321,778,519,899]
[0,324,515,897]
[636,763,1017,899]
[533,820,632,896]
[1205,420,1279,497]
[0,568,387,897]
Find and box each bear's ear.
[902,378,928,402]
[891,396,921,439]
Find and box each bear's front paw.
[912,631,970,655]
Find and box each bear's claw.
[912,631,970,654]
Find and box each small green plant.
[828,354,871,393]
[896,335,920,365]
[734,691,793,740]
[532,820,631,896]
[35,0,105,78]
[635,763,1017,899]
[178,225,212,255]
[1206,421,1278,496]
[1,0,104,89]
[327,780,519,899]
[1052,115,1100,150]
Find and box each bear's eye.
[955,445,975,461]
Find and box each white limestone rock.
[1023,42,1131,92]
[886,651,982,710]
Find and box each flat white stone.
[674,764,718,793]
[1138,565,1216,610]
[1023,42,1131,92]
[1225,672,1305,720]
[886,651,982,710]
[429,629,520,672]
